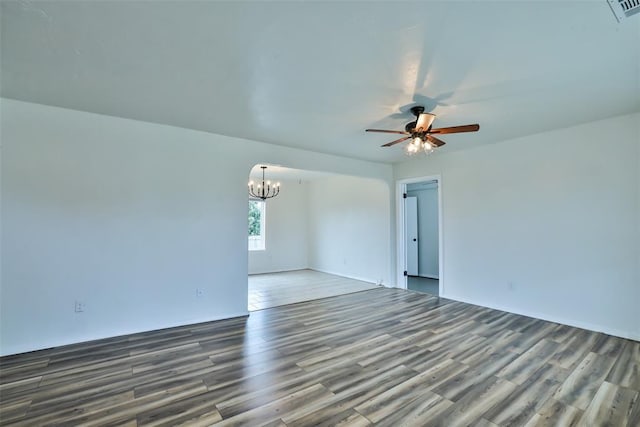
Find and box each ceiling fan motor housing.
[405,121,418,132]
[407,106,433,133]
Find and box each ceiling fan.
[366,106,479,154]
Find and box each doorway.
[247,165,390,310]
[396,176,443,296]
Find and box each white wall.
[394,113,640,340]
[407,183,439,278]
[308,175,391,285]
[0,98,392,356]
[248,179,309,274]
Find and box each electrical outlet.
[195,288,204,298]
[74,301,85,313]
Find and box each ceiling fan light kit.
[365,105,480,156]
[406,136,435,156]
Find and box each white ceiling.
[249,165,336,182]
[1,1,638,163]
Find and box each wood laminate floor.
[1,288,639,426]
[248,269,379,311]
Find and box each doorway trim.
[395,175,444,295]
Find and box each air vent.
[608,0,640,21]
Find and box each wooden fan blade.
[426,135,446,147]
[429,124,480,134]
[382,136,411,147]
[366,129,409,135]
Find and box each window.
[248,199,266,251]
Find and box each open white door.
[405,196,418,276]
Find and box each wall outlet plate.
[74,301,85,312]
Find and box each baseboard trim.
[441,292,640,342]
[0,311,250,357]
[249,267,309,275]
[308,268,377,285]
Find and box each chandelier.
[248,166,280,200]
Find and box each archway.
[246,164,391,310]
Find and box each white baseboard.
[248,267,309,275]
[0,311,250,357]
[308,268,377,285]
[441,292,640,342]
